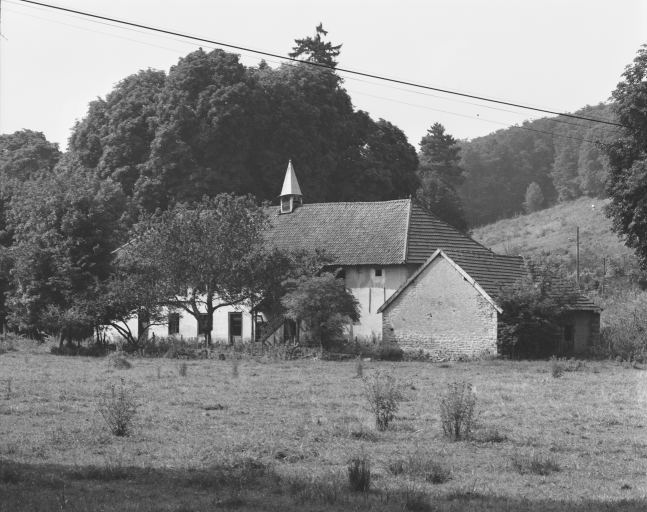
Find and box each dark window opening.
[229,312,243,344]
[375,268,383,277]
[336,267,346,279]
[197,313,210,335]
[168,313,180,335]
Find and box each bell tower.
[279,159,303,214]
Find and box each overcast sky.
[1,0,645,150]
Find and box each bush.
[600,296,647,361]
[97,379,137,437]
[388,453,451,484]
[550,356,564,378]
[363,370,403,430]
[439,381,476,441]
[377,343,404,361]
[108,354,132,369]
[347,454,370,492]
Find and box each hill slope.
[471,197,639,282]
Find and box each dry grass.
[0,348,646,511]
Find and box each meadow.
[1,342,646,511]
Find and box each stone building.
[121,161,601,357]
[378,249,601,358]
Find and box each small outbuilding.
[377,249,601,359]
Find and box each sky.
[0,0,645,151]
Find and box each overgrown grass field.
[1,344,646,511]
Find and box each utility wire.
[10,0,606,133]
[17,0,626,129]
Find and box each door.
[229,312,242,345]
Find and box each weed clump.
[178,362,187,377]
[363,370,403,430]
[355,357,364,378]
[347,453,370,492]
[439,381,476,441]
[97,379,137,437]
[388,453,451,484]
[512,451,561,475]
[107,354,132,370]
[550,356,564,378]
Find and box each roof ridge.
[286,198,411,207]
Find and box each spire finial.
[279,159,303,213]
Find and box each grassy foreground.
[1,345,646,511]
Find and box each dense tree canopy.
[6,159,129,341]
[66,36,419,212]
[458,104,617,226]
[605,45,647,267]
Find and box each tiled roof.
[265,199,490,266]
[443,250,526,300]
[265,199,410,265]
[406,204,489,263]
[378,249,601,314]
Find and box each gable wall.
[382,257,498,359]
[344,265,415,341]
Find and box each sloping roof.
[406,204,489,263]
[378,249,601,314]
[280,160,303,197]
[265,199,490,266]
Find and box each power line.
[18,0,626,130]
[9,0,606,134]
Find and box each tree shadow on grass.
[0,458,645,512]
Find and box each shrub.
[600,295,647,362]
[178,362,187,377]
[378,343,403,361]
[439,381,476,441]
[355,357,364,378]
[363,370,403,430]
[550,356,564,378]
[107,354,132,369]
[388,454,451,484]
[511,451,561,475]
[97,379,137,437]
[347,454,370,492]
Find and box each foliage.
[6,161,129,341]
[550,356,564,378]
[498,258,580,358]
[281,272,359,348]
[66,46,419,211]
[600,292,647,362]
[346,453,371,493]
[362,370,403,431]
[125,194,268,345]
[605,45,647,267]
[523,182,544,213]
[416,123,467,231]
[97,379,137,436]
[289,23,342,69]
[439,381,476,441]
[459,103,616,226]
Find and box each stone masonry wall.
[382,257,498,360]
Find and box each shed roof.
[378,249,601,314]
[265,198,489,266]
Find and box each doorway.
[229,312,242,345]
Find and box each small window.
[197,313,210,335]
[168,313,180,336]
[375,268,383,277]
[336,267,346,279]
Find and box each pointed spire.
[280,159,303,197]
[279,159,303,214]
